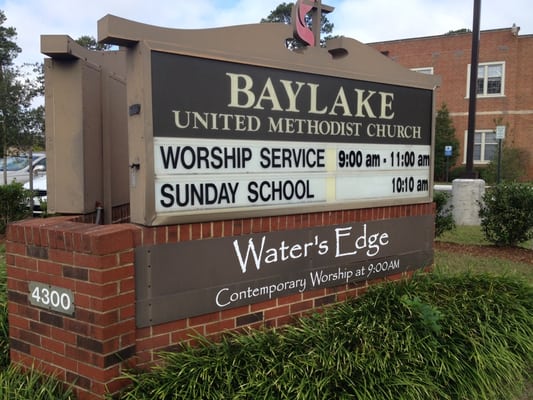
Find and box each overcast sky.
[1,0,531,67]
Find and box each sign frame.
[111,19,439,226]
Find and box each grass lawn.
[437,224,533,249]
[435,225,533,400]
[437,225,492,245]
[435,250,533,283]
[435,225,533,284]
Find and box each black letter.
[160,184,175,207]
[259,147,271,168]
[160,146,180,169]
[247,181,259,203]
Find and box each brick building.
[369,26,533,181]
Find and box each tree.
[260,2,335,48]
[0,11,20,64]
[261,3,294,24]
[0,9,21,165]
[483,146,529,184]
[75,35,112,51]
[0,10,44,183]
[446,28,472,35]
[434,103,459,182]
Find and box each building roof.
[366,26,532,46]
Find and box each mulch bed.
[435,241,533,265]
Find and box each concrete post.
[451,179,485,225]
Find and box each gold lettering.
[328,87,352,116]
[354,89,377,118]
[226,73,255,108]
[308,83,327,114]
[280,80,305,112]
[379,92,395,119]
[254,78,283,111]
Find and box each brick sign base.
[6,203,433,399]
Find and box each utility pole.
[0,109,5,185]
[0,63,6,184]
[464,0,481,178]
[453,0,485,226]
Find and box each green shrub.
[434,191,455,237]
[116,273,533,400]
[0,182,32,234]
[0,302,8,369]
[482,146,529,184]
[479,182,533,246]
[448,164,485,181]
[0,365,75,400]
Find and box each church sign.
[104,3,439,226]
[97,0,440,324]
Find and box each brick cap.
[8,217,142,255]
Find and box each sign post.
[495,125,506,183]
[444,145,452,182]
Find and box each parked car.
[0,153,46,185]
[23,173,47,215]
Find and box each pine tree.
[434,103,459,182]
[0,10,44,183]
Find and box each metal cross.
[307,0,334,47]
[293,0,335,47]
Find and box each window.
[467,62,505,97]
[464,130,498,164]
[411,67,434,75]
[477,63,503,95]
[0,156,30,171]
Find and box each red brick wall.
[7,203,434,399]
[370,29,533,179]
[7,218,138,399]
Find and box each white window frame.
[411,67,434,75]
[466,61,505,98]
[463,130,498,164]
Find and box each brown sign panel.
[151,51,433,145]
[135,215,433,327]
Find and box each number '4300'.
[28,282,75,316]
